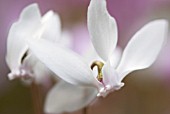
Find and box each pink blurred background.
[0,0,170,114]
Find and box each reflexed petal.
[82,42,103,65]
[6,3,41,70]
[45,81,97,113]
[22,54,52,83]
[20,3,41,23]
[109,47,122,68]
[28,39,101,88]
[32,61,52,83]
[88,0,118,61]
[103,61,124,90]
[117,20,168,82]
[41,11,61,42]
[58,31,73,48]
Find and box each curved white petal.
[103,61,124,90]
[109,47,122,68]
[82,42,103,65]
[41,11,61,42]
[20,4,41,23]
[28,39,101,88]
[22,54,52,83]
[45,81,97,113]
[88,0,118,61]
[58,31,73,48]
[117,20,168,82]
[6,3,41,70]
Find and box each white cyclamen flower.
[28,0,168,112]
[6,3,61,83]
[6,3,93,113]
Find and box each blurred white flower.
[6,3,94,113]
[6,3,61,83]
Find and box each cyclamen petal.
[109,47,122,68]
[45,81,97,113]
[103,61,124,90]
[41,10,61,42]
[28,39,101,88]
[22,54,52,83]
[88,0,118,61]
[117,19,168,82]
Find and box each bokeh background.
[0,0,170,114]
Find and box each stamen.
[91,61,104,82]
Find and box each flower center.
[91,61,104,82]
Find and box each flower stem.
[31,82,43,114]
[83,107,87,114]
